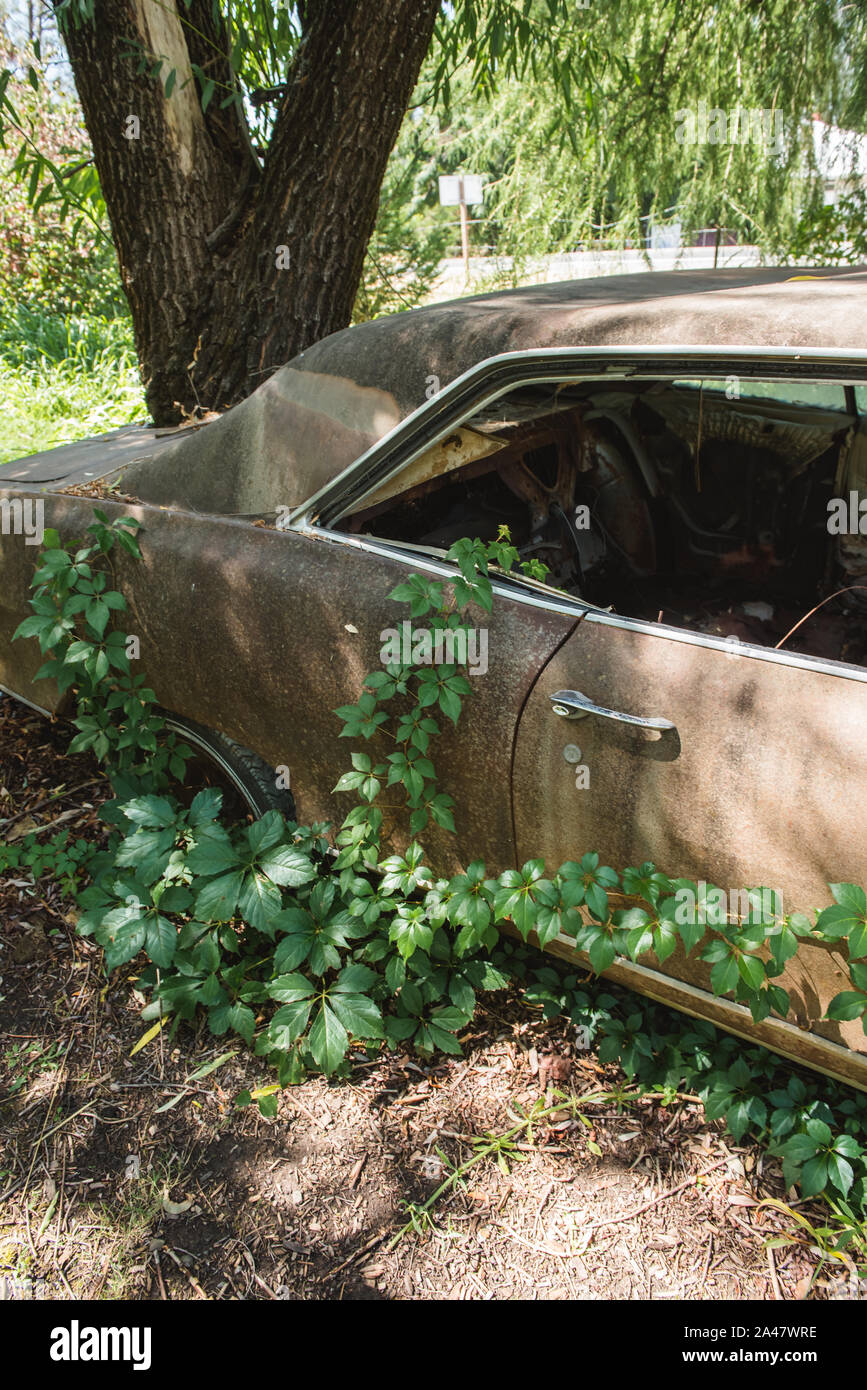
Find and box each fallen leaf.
[6,816,38,842]
[130,1016,170,1056]
[161,1198,192,1216]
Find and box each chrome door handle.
[550,689,675,731]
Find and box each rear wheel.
[161,713,296,822]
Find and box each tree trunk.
[57,0,440,425]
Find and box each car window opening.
[342,376,867,668]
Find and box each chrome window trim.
[285,344,867,685]
[286,344,867,529]
[300,527,867,686]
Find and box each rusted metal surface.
[3,268,867,1087]
[0,491,577,870]
[512,609,867,1071]
[112,368,404,516]
[5,268,867,506]
[359,425,508,510]
[275,267,867,442]
[652,392,848,470]
[513,611,867,907]
[580,430,657,576]
[0,424,188,488]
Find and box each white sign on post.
[438,174,462,206]
[461,174,484,207]
[439,172,484,282]
[438,174,484,207]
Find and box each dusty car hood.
[3,267,867,515]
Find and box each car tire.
[160,712,296,822]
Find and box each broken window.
[343,374,867,668]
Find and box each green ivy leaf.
[799,1155,829,1198]
[815,903,863,940]
[769,923,800,969]
[308,1002,348,1074]
[210,1002,255,1045]
[238,871,283,935]
[847,920,867,960]
[830,882,867,916]
[144,912,177,969]
[185,826,239,875]
[267,1000,313,1049]
[329,992,383,1039]
[101,909,147,969]
[194,870,245,923]
[827,990,867,1021]
[737,952,766,990]
[710,952,740,996]
[246,812,286,855]
[334,963,378,994]
[267,973,316,1003]
[827,1151,854,1196]
[122,795,177,828]
[588,931,616,974]
[258,844,317,887]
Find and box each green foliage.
[7,514,867,1218]
[0,304,135,372]
[0,829,96,899]
[352,124,451,323]
[589,997,867,1209]
[7,0,867,372]
[0,23,123,317]
[0,304,145,465]
[780,187,867,266]
[380,0,867,272]
[11,511,191,785]
[0,25,141,464]
[430,0,602,109]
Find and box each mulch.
[1,693,863,1301]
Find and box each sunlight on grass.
[0,307,147,465]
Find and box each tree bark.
[56,0,440,424]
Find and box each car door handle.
[549,689,676,731]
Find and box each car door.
[512,606,867,1071]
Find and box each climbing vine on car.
[3,511,867,1215]
[10,509,194,792]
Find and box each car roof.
[4,267,867,513]
[293,265,867,417]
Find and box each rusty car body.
[3,266,867,1088]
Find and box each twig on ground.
[587,1157,730,1233]
[0,779,104,828]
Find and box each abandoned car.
[2,267,867,1087]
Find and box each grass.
[93,1153,194,1300]
[2,1039,64,1100]
[0,303,146,465]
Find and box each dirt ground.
[1,694,864,1302]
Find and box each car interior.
[342,376,867,668]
